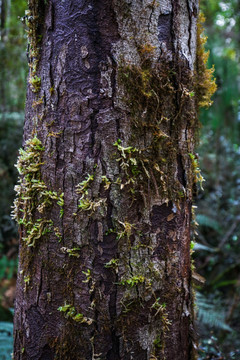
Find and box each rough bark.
[14,0,200,359]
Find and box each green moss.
[32,96,43,108]
[75,173,107,215]
[25,1,45,93]
[151,300,171,358]
[78,197,106,213]
[23,275,31,291]
[12,136,64,247]
[29,75,41,93]
[195,12,217,108]
[60,247,81,258]
[13,136,45,227]
[101,175,111,190]
[118,52,177,129]
[113,139,140,190]
[116,220,135,241]
[104,258,119,269]
[119,275,145,287]
[58,304,93,325]
[117,50,195,203]
[82,269,91,283]
[23,219,53,247]
[153,334,162,349]
[189,153,205,190]
[76,174,94,195]
[117,30,215,205]
[57,193,64,218]
[54,227,62,242]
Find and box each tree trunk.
[13,0,202,359]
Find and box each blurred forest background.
[0,0,240,359]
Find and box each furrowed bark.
[14,1,200,359]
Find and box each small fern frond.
[196,292,232,332]
[196,214,221,233]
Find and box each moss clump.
[116,220,135,241]
[151,300,171,358]
[77,197,106,214]
[13,136,45,237]
[76,174,94,195]
[117,47,197,203]
[119,275,145,287]
[113,139,141,191]
[25,1,45,93]
[75,173,107,216]
[195,12,217,108]
[12,136,64,247]
[60,247,81,258]
[58,304,93,325]
[118,55,176,129]
[104,258,119,269]
[153,334,162,349]
[189,153,205,190]
[57,192,64,218]
[29,75,41,93]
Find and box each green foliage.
[0,6,26,356]
[0,256,17,281]
[199,0,240,141]
[193,0,240,351]
[196,134,240,357]
[195,2,240,358]
[0,0,27,111]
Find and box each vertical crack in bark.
[107,287,120,359]
[158,13,173,50]
[186,0,193,61]
[36,266,43,306]
[177,154,186,188]
[90,109,99,158]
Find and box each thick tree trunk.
[14,0,200,359]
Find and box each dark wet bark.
[14,1,199,359]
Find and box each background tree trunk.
[14,0,200,359]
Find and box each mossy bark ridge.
[14,0,215,359]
